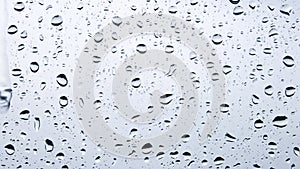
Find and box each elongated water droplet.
[56,74,68,87]
[14,2,25,12]
[4,144,15,155]
[272,115,288,128]
[283,55,294,67]
[7,25,18,35]
[51,15,63,26]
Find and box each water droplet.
[225,132,237,142]
[220,103,230,113]
[30,62,39,73]
[112,16,122,26]
[131,77,141,88]
[233,6,244,15]
[252,94,260,104]
[212,34,223,45]
[7,25,18,35]
[264,85,273,96]
[272,115,288,128]
[249,1,256,9]
[165,45,174,53]
[34,117,40,131]
[77,2,84,10]
[254,119,264,129]
[214,156,225,165]
[229,0,240,4]
[223,65,232,75]
[4,144,15,155]
[263,48,272,54]
[56,152,65,160]
[94,32,103,43]
[51,15,63,26]
[168,6,178,14]
[56,74,68,87]
[136,44,147,54]
[20,110,30,120]
[159,93,173,105]
[283,55,294,67]
[285,86,296,97]
[14,2,25,12]
[45,139,54,152]
[59,96,68,107]
[249,48,256,56]
[181,134,190,143]
[141,143,153,154]
[280,4,292,16]
[293,147,300,157]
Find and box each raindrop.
[30,62,39,73]
[233,6,244,15]
[264,85,273,96]
[136,44,147,54]
[249,48,256,56]
[168,6,178,14]
[285,86,296,97]
[165,45,174,53]
[34,117,40,131]
[293,147,300,157]
[14,2,25,12]
[45,139,54,152]
[4,144,15,155]
[112,16,122,26]
[272,115,288,128]
[56,74,68,87]
[225,132,237,142]
[77,2,84,10]
[254,119,264,129]
[280,4,292,16]
[0,89,12,114]
[20,110,30,120]
[56,152,65,160]
[269,28,279,37]
[7,25,18,35]
[59,96,68,107]
[220,103,230,113]
[283,55,294,67]
[263,48,272,54]
[212,34,223,45]
[223,65,232,75]
[94,32,103,43]
[131,77,141,88]
[141,143,153,154]
[229,0,240,4]
[252,94,260,104]
[51,15,63,26]
[214,156,225,165]
[159,93,173,105]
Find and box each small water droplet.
[112,16,122,26]
[252,94,260,104]
[136,44,147,54]
[30,62,39,73]
[14,2,25,12]
[280,4,292,16]
[20,110,30,120]
[285,86,296,97]
[229,0,240,4]
[212,34,223,45]
[264,85,273,96]
[214,156,225,165]
[131,77,141,88]
[34,117,40,131]
[283,55,294,67]
[7,25,18,35]
[293,147,300,157]
[51,15,63,26]
[254,119,264,129]
[233,6,244,15]
[220,103,230,113]
[223,65,232,75]
[45,139,54,152]
[59,96,68,107]
[141,143,153,154]
[56,152,65,160]
[165,45,174,53]
[94,32,103,43]
[168,6,178,14]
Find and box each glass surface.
[1,0,299,168]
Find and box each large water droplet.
[59,96,68,107]
[4,144,15,155]
[131,77,141,88]
[94,32,103,43]
[264,85,273,96]
[136,44,147,54]
[283,55,294,67]
[45,139,54,152]
[56,74,68,87]
[30,62,39,73]
[280,4,292,16]
[285,86,296,97]
[233,6,244,15]
[20,110,30,120]
[214,156,225,165]
[112,16,122,26]
[141,143,153,154]
[51,15,63,26]
[14,2,25,12]
[229,0,240,4]
[7,25,18,35]
[212,34,223,45]
[272,115,288,128]
[254,119,264,129]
